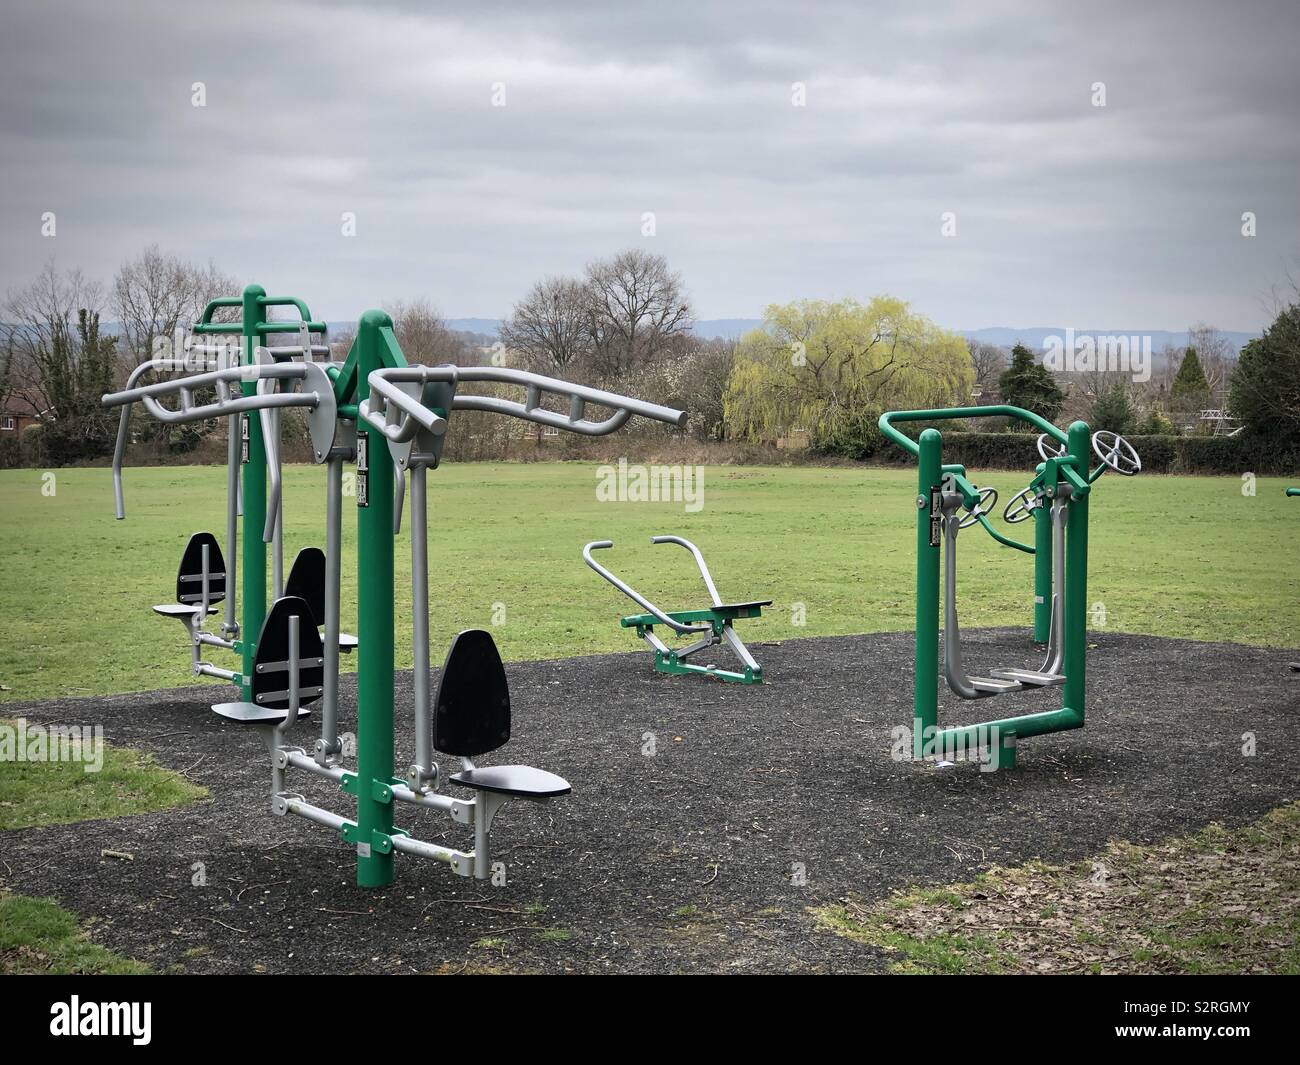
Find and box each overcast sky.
[2,0,1297,331]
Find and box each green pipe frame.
[193,290,402,885]
[879,406,1092,769]
[192,285,328,699]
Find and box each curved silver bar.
[453,394,631,436]
[649,535,723,607]
[393,462,406,535]
[941,509,987,700]
[104,362,311,412]
[582,540,711,634]
[359,372,450,444]
[408,463,436,789]
[366,365,687,439]
[1038,494,1068,675]
[105,362,319,522]
[446,366,687,428]
[109,361,154,519]
[257,383,282,545]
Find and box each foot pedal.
[989,668,1066,687]
[969,675,1023,693]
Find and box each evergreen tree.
[997,343,1065,428]
[1229,302,1300,450]
[1090,381,1136,435]
[1171,346,1210,406]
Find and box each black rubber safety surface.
[2,629,1297,974]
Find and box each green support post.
[354,310,397,888]
[239,283,268,700]
[1062,421,1091,726]
[913,428,942,760]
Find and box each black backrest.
[433,629,511,757]
[176,532,226,606]
[252,596,325,711]
[284,547,326,627]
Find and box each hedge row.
[858,429,1299,476]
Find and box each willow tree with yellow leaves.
[723,297,975,453]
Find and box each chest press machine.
[879,406,1133,770]
[102,286,686,887]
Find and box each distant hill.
[90,318,1260,354]
[961,327,1258,355]
[443,318,507,337]
[443,319,1261,351]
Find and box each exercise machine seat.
[285,545,357,651]
[449,765,572,798]
[153,603,218,619]
[211,701,312,725]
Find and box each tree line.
[3,246,1298,469]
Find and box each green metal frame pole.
[354,310,396,888]
[1062,420,1091,724]
[1033,497,1052,643]
[239,283,268,699]
[913,428,942,760]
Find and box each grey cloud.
[1,0,1297,330]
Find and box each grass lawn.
[0,717,205,974]
[0,718,206,830]
[0,462,1296,701]
[0,894,149,975]
[814,803,1300,975]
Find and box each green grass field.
[0,463,1296,702]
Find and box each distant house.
[0,390,51,436]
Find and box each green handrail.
[878,405,1069,457]
[974,513,1033,554]
[195,294,325,335]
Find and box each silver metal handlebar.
[361,365,688,443]
[649,535,723,607]
[103,361,319,520]
[360,371,451,444]
[582,540,712,634]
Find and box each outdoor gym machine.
[880,406,1107,769]
[965,430,1140,644]
[1007,431,1141,642]
[102,284,687,887]
[583,536,771,683]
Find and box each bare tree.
[499,276,592,373]
[5,260,117,462]
[967,340,1007,397]
[114,245,236,364]
[384,298,470,365]
[584,249,692,376]
[1185,323,1235,396]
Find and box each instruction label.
[240,414,249,464]
[356,434,369,508]
[928,486,942,547]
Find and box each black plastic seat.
[715,600,773,611]
[212,596,323,727]
[285,546,358,652]
[434,629,570,800]
[176,532,226,606]
[449,765,571,798]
